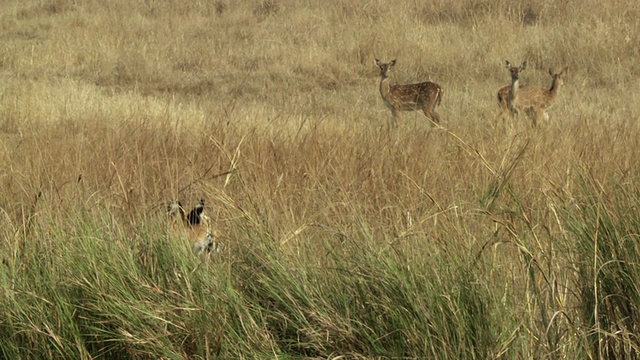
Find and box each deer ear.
[505,60,512,69]
[389,59,396,66]
[374,58,381,66]
[521,61,527,69]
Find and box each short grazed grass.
[1,0,640,358]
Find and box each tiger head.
[168,199,221,258]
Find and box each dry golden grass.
[1,0,640,357]
[1,0,637,238]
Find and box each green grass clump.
[1,210,510,358]
[561,178,640,359]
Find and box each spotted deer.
[497,60,527,123]
[375,59,443,128]
[168,199,221,260]
[499,63,567,127]
[517,67,568,127]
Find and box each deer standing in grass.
[497,60,527,125]
[498,61,567,127]
[168,199,221,261]
[375,59,443,128]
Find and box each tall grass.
[561,177,640,359]
[1,0,640,358]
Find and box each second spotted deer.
[498,62,567,127]
[375,59,443,128]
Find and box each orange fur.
[168,199,220,260]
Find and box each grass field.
[1,0,640,358]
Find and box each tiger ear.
[186,199,205,225]
[168,200,185,217]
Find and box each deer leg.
[497,104,508,131]
[424,110,440,126]
[531,109,542,127]
[423,101,440,126]
[499,110,508,134]
[431,111,441,125]
[510,105,519,118]
[387,109,398,130]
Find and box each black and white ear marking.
[187,199,205,225]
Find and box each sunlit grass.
[1,0,640,358]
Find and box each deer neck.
[509,78,520,99]
[512,77,520,90]
[507,77,521,113]
[548,76,562,97]
[379,75,391,101]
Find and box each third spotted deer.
[498,62,567,127]
[517,67,568,127]
[375,59,443,128]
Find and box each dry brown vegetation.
[1,0,640,358]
